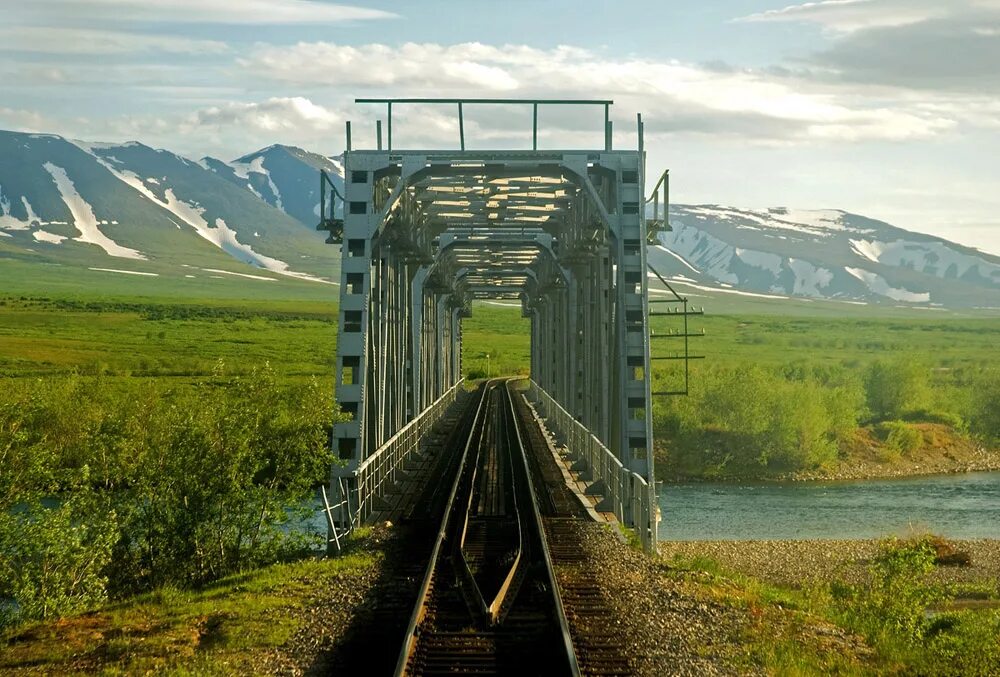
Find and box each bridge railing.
[526,380,657,551]
[347,379,465,525]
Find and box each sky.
[2,0,999,254]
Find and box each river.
[658,471,1000,541]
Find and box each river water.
[658,472,1000,541]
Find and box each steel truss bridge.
[319,98,699,552]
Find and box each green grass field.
[1,284,997,487]
[1,284,998,673]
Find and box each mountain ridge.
[3,128,999,310]
[0,130,339,288]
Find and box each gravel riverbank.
[659,538,1000,588]
[786,445,1000,482]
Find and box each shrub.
[0,490,117,628]
[836,537,941,646]
[0,366,337,613]
[908,534,972,567]
[875,421,923,457]
[109,366,332,592]
[921,610,1000,677]
[968,371,1000,443]
[865,360,930,422]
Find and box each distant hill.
[648,206,1000,310]
[4,128,999,311]
[201,144,344,230]
[0,131,339,287]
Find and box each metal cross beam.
[328,98,659,549]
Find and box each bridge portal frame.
[328,99,658,548]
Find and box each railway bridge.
[318,98,698,555]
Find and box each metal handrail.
[527,380,656,551]
[349,379,465,525]
[353,97,617,153]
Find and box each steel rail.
[501,383,581,676]
[392,381,494,677]
[393,379,581,676]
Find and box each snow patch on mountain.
[850,239,884,263]
[660,222,739,284]
[202,268,277,281]
[654,245,701,274]
[32,230,67,244]
[661,278,792,300]
[735,248,782,275]
[787,258,834,296]
[249,157,283,211]
[850,238,1000,284]
[0,186,32,231]
[685,206,856,238]
[844,267,930,303]
[42,163,146,260]
[162,193,289,272]
[73,142,297,272]
[89,267,158,277]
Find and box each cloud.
[812,16,1000,91]
[76,98,350,159]
[743,0,1000,92]
[188,97,344,133]
[238,41,955,145]
[0,27,230,55]
[740,0,948,32]
[0,108,54,133]
[15,0,395,25]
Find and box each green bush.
[108,365,333,591]
[0,365,336,619]
[864,359,930,421]
[875,421,923,457]
[921,611,1000,676]
[835,538,941,647]
[0,490,117,628]
[968,371,1000,443]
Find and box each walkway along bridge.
[318,98,702,553]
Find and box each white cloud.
[740,0,948,32]
[0,108,53,133]
[0,27,230,55]
[17,0,395,24]
[189,97,344,133]
[239,41,956,144]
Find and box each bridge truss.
[321,98,673,549]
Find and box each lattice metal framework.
[321,98,661,545]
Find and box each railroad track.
[394,380,580,677]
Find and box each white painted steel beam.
[328,101,658,550]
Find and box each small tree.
[864,360,930,421]
[0,490,117,628]
[969,371,1000,443]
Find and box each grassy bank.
[6,527,998,675]
[663,536,1000,675]
[2,291,998,636]
[0,532,381,675]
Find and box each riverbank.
[660,427,1000,484]
[660,538,1000,590]
[787,430,1000,482]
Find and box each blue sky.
[2,0,999,254]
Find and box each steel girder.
[331,147,655,530]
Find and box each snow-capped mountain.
[649,206,1000,309]
[202,145,343,229]
[0,130,338,283]
[4,127,998,309]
